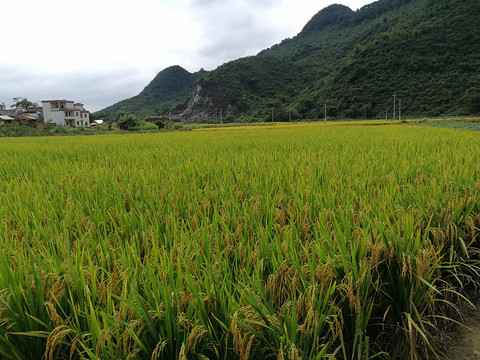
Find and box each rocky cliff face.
[181,84,239,121]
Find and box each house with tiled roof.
[16,114,40,126]
[41,100,90,128]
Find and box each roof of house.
[17,114,38,120]
[60,108,81,111]
[24,114,38,119]
[42,100,73,103]
[80,110,90,113]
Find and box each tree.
[11,97,37,109]
[155,119,165,129]
[462,89,480,114]
[117,114,140,130]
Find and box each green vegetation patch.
[418,120,480,131]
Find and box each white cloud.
[1,0,374,111]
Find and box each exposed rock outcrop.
[181,84,239,121]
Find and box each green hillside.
[310,0,480,118]
[97,66,208,120]
[97,0,480,121]
[197,0,480,120]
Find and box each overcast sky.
[2,0,374,112]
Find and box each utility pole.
[399,98,401,121]
[393,93,396,121]
[220,108,223,124]
[272,108,275,124]
[324,103,327,122]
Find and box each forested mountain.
[97,0,480,121]
[98,66,208,120]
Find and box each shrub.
[0,123,29,137]
[54,126,73,134]
[128,122,158,131]
[118,114,140,130]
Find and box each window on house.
[77,121,80,126]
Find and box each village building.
[41,100,90,128]
[16,114,40,126]
[25,106,44,120]
[0,102,15,117]
[0,115,15,126]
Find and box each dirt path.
[447,322,480,359]
[442,301,480,359]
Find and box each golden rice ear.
[96,327,116,358]
[186,324,208,354]
[69,333,81,360]
[46,276,67,303]
[150,339,168,360]
[288,343,301,360]
[231,306,263,360]
[118,319,145,354]
[44,302,63,328]
[465,214,477,244]
[178,342,187,360]
[45,325,73,360]
[277,344,285,360]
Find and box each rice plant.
[0,123,479,359]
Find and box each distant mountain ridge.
[97,0,480,121]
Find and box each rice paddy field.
[0,123,479,359]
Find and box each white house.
[90,119,104,126]
[41,100,90,128]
